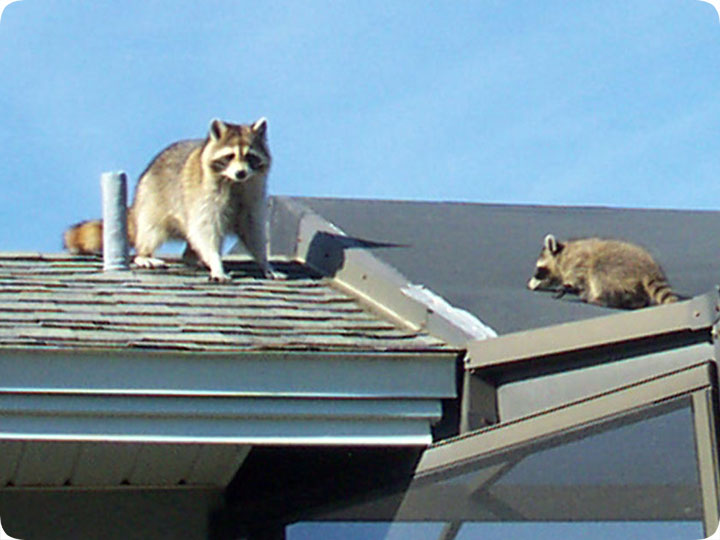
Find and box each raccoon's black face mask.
[533,266,550,281]
[206,122,271,183]
[527,261,563,291]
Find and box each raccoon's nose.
[235,170,248,181]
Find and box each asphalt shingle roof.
[0,253,447,352]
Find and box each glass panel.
[481,405,702,521]
[498,405,699,486]
[288,399,705,539]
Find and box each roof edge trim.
[268,197,496,347]
[466,290,720,370]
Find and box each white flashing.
[402,284,497,341]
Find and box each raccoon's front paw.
[209,271,232,283]
[553,284,575,299]
[261,264,284,280]
[134,256,168,269]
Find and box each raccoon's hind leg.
[134,253,169,269]
[133,220,169,270]
[134,256,168,269]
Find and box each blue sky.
[0,0,719,253]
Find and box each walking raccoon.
[527,234,678,309]
[64,118,273,281]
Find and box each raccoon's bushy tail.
[642,276,678,305]
[63,220,104,254]
[63,216,135,255]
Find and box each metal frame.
[418,362,714,478]
[418,361,719,536]
[457,291,720,433]
[449,290,720,536]
[295,363,720,537]
[465,291,719,371]
[693,387,720,535]
[277,289,720,537]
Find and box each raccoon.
[527,234,678,309]
[63,118,273,281]
[63,219,104,255]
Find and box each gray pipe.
[101,171,129,271]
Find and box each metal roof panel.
[296,198,720,335]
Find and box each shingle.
[0,254,448,352]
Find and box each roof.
[0,200,471,484]
[297,197,720,334]
[0,253,447,352]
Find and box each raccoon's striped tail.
[63,216,135,255]
[63,219,104,254]
[642,275,678,305]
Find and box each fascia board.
[0,348,457,399]
[0,348,454,446]
[0,393,441,446]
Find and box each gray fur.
[128,118,273,281]
[527,234,678,309]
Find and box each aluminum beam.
[466,290,720,371]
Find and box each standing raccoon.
[64,118,273,281]
[527,234,678,309]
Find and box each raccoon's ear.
[209,119,228,141]
[252,117,268,138]
[544,234,562,255]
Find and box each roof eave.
[0,348,457,447]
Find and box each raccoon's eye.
[246,152,263,170]
[211,155,234,173]
[534,267,549,280]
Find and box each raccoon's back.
[130,139,204,221]
[570,239,676,308]
[137,139,203,183]
[562,239,656,277]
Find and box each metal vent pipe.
[101,171,129,271]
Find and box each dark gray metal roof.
[297,197,720,334]
[0,253,447,352]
